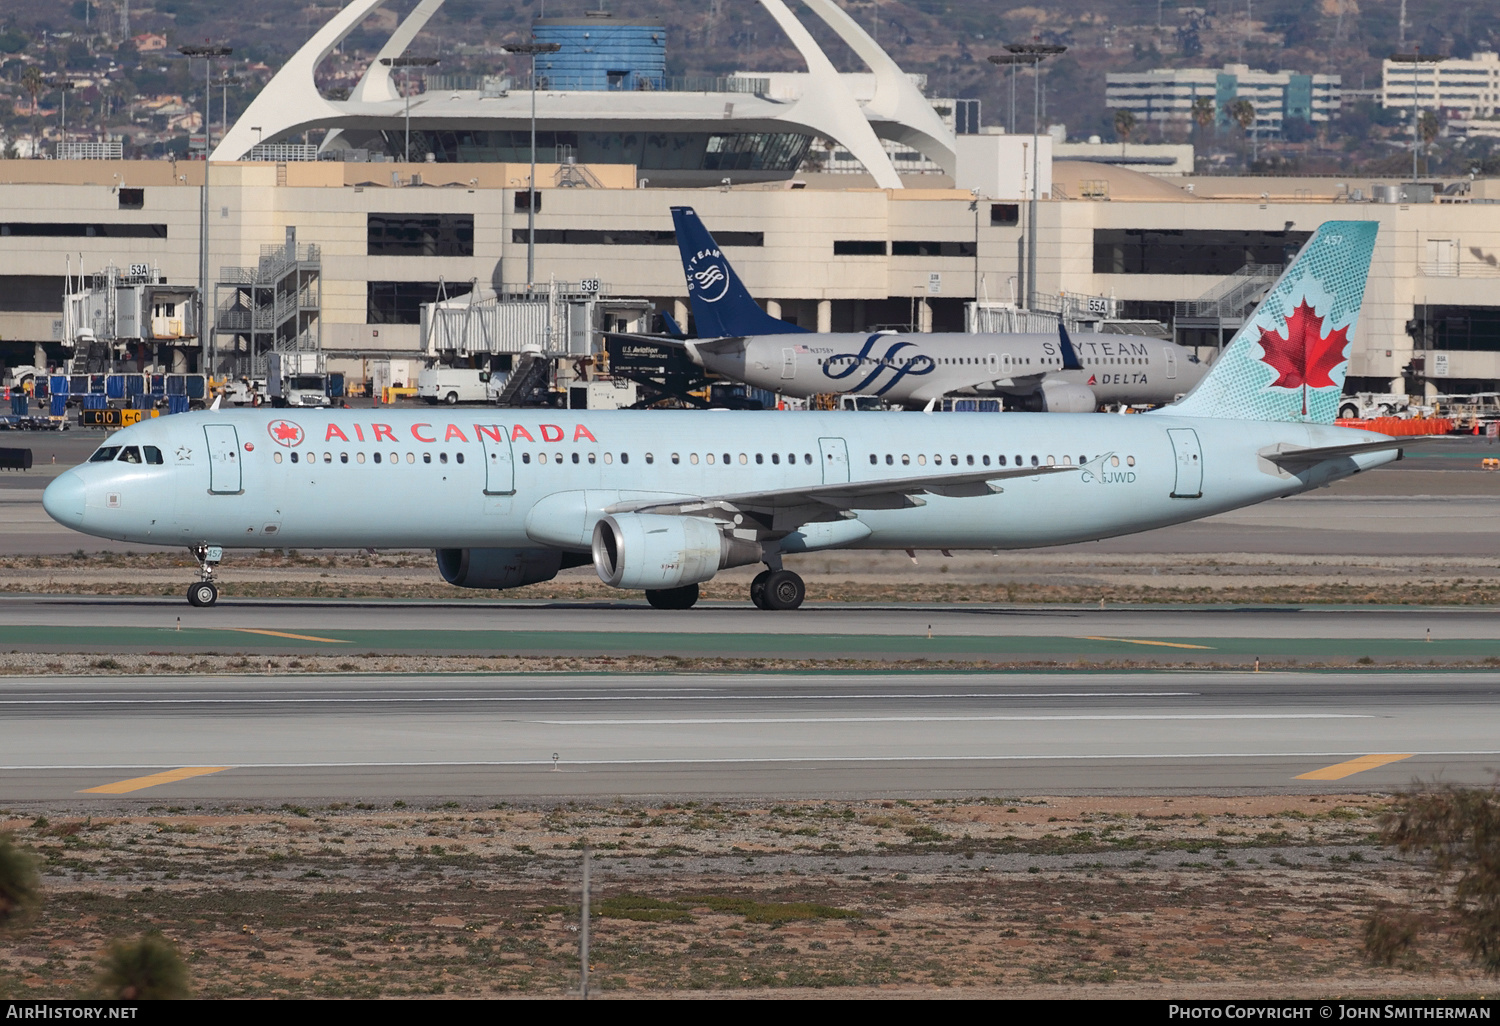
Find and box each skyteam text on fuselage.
[668,205,1208,411]
[45,221,1395,612]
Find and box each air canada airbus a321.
[45,220,1398,611]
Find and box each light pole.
[53,79,75,152]
[989,44,1065,311]
[1388,49,1447,182]
[380,56,440,163]
[503,42,561,292]
[179,44,232,376]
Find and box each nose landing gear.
[187,543,223,607]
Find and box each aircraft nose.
[42,471,86,525]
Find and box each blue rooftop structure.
[533,16,666,92]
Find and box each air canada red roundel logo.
[268,419,305,447]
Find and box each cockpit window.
[88,447,121,463]
[143,446,164,465]
[118,446,142,464]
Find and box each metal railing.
[246,143,319,162]
[1175,263,1282,321]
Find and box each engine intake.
[1038,381,1097,413]
[592,513,762,590]
[436,547,587,590]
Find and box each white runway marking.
[534,713,1373,725]
[0,690,1200,707]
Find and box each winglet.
[1058,322,1084,371]
[670,206,808,338]
[660,309,687,338]
[210,394,221,411]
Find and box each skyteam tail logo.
[686,248,731,304]
[268,419,305,447]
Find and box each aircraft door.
[1164,346,1178,379]
[818,437,850,484]
[478,425,515,495]
[1167,428,1203,499]
[1000,352,1013,377]
[203,424,242,495]
[781,348,796,379]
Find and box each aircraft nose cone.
[42,471,86,525]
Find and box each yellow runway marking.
[1295,753,1414,781]
[80,766,231,794]
[229,628,350,644]
[1080,636,1216,650]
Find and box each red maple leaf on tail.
[1257,299,1351,415]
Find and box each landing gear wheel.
[645,583,700,610]
[187,581,218,608]
[749,570,772,610]
[762,570,805,611]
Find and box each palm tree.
[1113,108,1137,145]
[1191,95,1217,137]
[0,833,39,927]
[1226,99,1256,134]
[96,933,191,1000]
[20,65,42,114]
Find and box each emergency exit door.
[1167,428,1202,499]
[819,437,850,484]
[479,425,515,495]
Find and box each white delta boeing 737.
[666,205,1208,411]
[44,220,1397,611]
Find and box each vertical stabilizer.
[670,206,808,337]
[1162,220,1377,423]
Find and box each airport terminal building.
[1,0,1498,398]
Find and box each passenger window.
[274,452,283,464]
[933,455,943,465]
[440,452,449,464]
[588,452,597,464]
[621,453,629,465]
[771,453,779,465]
[1049,456,1059,467]
[869,454,877,465]
[997,455,1006,466]
[118,446,142,463]
[357,453,366,464]
[1110,456,1120,467]
[723,453,731,465]
[1014,454,1022,465]
[756,454,764,464]
[803,454,811,465]
[306,452,317,465]
[522,453,532,464]
[706,453,715,465]
[290,451,299,464]
[324,453,332,463]
[572,452,580,464]
[1030,455,1039,467]
[604,453,613,465]
[89,447,121,462]
[456,453,464,464]
[982,455,991,466]
[966,455,973,466]
[423,453,432,464]
[341,453,349,464]
[386,452,395,465]
[950,454,958,465]
[917,455,927,466]
[375,452,383,464]
[788,453,796,464]
[738,453,747,465]
[407,453,415,464]
[901,454,910,465]
[1126,456,1135,467]
[1079,455,1086,465]
[671,453,680,464]
[691,453,700,465]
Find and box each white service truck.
[267,352,331,409]
[417,366,492,405]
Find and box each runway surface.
[2,670,1497,801]
[2,596,1498,664]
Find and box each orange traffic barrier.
[1483,458,1500,471]
[1334,417,1453,436]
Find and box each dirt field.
[5,548,1500,606]
[0,794,1490,999]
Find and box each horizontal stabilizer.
[1260,438,1403,471]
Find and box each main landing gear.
[750,568,805,611]
[186,543,223,608]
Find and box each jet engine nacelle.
[592,513,763,590]
[436,547,583,590]
[1039,381,1098,413]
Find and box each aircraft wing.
[1260,438,1404,471]
[605,465,1076,533]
